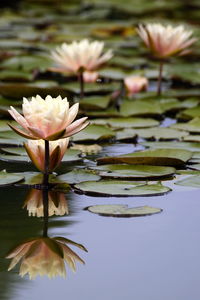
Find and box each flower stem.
[78,70,84,100]
[157,61,164,96]
[42,189,49,237]
[43,140,50,187]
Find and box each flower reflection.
[6,236,87,279]
[23,189,68,217]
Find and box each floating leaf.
[86,204,162,217]
[142,141,200,152]
[0,170,24,186]
[80,96,111,110]
[57,169,101,184]
[74,180,171,197]
[72,125,115,142]
[97,149,192,167]
[91,117,159,129]
[171,118,200,133]
[93,164,176,179]
[175,175,200,188]
[0,81,72,99]
[120,99,163,117]
[116,127,188,141]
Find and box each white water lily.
[51,39,113,73]
[8,95,89,140]
[137,23,197,58]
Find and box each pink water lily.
[124,76,148,96]
[8,95,89,141]
[137,23,197,59]
[24,138,69,172]
[7,237,87,279]
[83,71,99,83]
[51,39,113,74]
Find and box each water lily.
[23,189,68,217]
[124,76,148,96]
[24,138,69,172]
[51,39,112,98]
[7,237,87,279]
[137,23,197,95]
[8,95,89,141]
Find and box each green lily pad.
[0,170,24,186]
[57,169,101,184]
[120,99,163,117]
[80,96,111,110]
[1,55,52,72]
[116,127,188,141]
[1,147,27,155]
[178,106,200,120]
[0,120,18,132]
[74,180,171,197]
[97,149,192,167]
[142,141,200,152]
[86,204,162,217]
[91,117,159,129]
[93,164,176,179]
[175,175,200,188]
[62,82,118,94]
[72,124,115,142]
[183,135,200,142]
[171,118,200,133]
[0,81,72,99]
[87,108,120,118]
[0,70,33,82]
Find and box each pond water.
[1,181,200,300]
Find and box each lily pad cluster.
[0,0,200,218]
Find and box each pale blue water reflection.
[0,185,200,300]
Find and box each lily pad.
[86,204,162,217]
[0,81,72,99]
[116,127,188,141]
[80,96,111,110]
[178,106,200,120]
[1,147,27,155]
[171,118,200,133]
[93,164,176,179]
[142,141,200,152]
[0,170,24,186]
[97,149,192,167]
[72,125,115,142]
[120,100,163,117]
[175,175,200,188]
[91,117,159,129]
[74,180,171,197]
[57,169,101,184]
